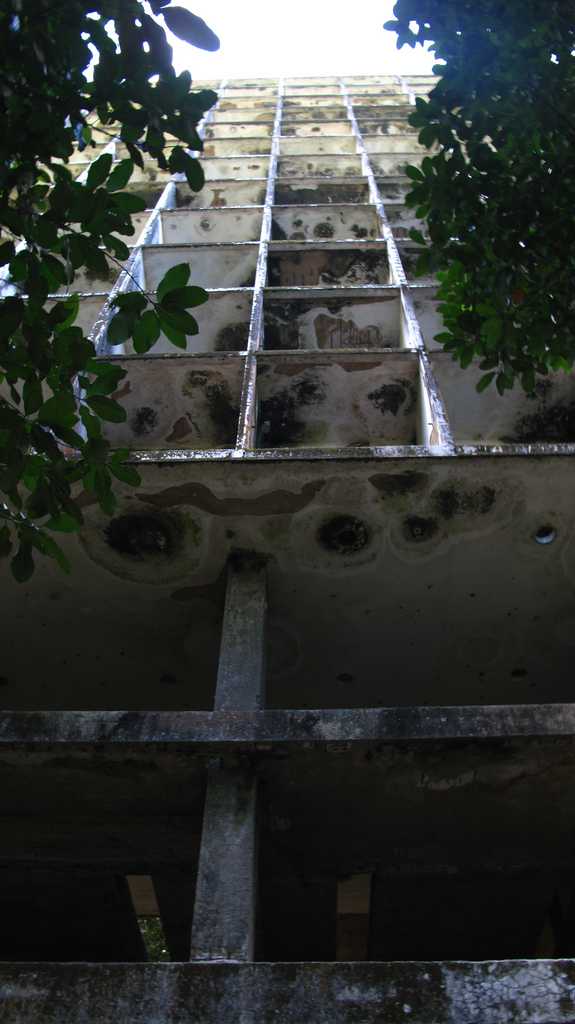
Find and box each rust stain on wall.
[112,380,132,401]
[210,190,227,208]
[139,479,326,515]
[314,315,382,350]
[165,417,193,443]
[339,362,382,374]
[171,564,228,604]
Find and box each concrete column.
[190,556,267,962]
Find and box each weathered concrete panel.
[100,355,244,450]
[160,208,264,245]
[271,204,381,242]
[277,155,364,178]
[262,288,401,350]
[432,355,575,445]
[364,135,425,154]
[256,351,420,447]
[369,151,426,176]
[202,138,272,157]
[281,121,353,137]
[275,179,370,204]
[212,109,275,124]
[201,157,271,180]
[272,206,379,244]
[267,244,389,287]
[118,290,253,356]
[142,243,259,290]
[176,181,267,209]
[204,123,273,140]
[279,136,358,155]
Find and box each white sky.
[165,1,437,83]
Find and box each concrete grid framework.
[2,76,575,1021]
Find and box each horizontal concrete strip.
[1,960,575,1024]
[0,704,574,745]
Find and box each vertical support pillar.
[190,556,267,962]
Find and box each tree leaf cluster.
[384,0,575,394]
[0,0,219,580]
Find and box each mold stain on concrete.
[313,222,335,238]
[368,378,417,417]
[402,516,439,543]
[259,372,326,447]
[503,402,575,444]
[131,406,158,437]
[432,486,497,520]
[215,323,250,352]
[318,515,370,554]
[105,512,182,563]
[183,370,240,446]
[369,471,429,499]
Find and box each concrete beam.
[1,703,575,746]
[2,960,575,1023]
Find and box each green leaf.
[85,395,127,423]
[163,285,209,309]
[23,376,43,415]
[159,320,186,349]
[82,366,127,397]
[459,346,475,370]
[45,513,83,534]
[107,303,144,345]
[112,291,148,311]
[481,317,503,348]
[86,152,113,190]
[106,159,134,192]
[94,466,117,517]
[80,403,102,440]
[114,192,147,214]
[84,437,111,464]
[50,540,72,574]
[476,303,499,318]
[156,262,190,303]
[37,392,77,425]
[102,234,130,260]
[109,461,141,486]
[34,218,58,249]
[161,7,220,51]
[521,368,536,393]
[10,540,34,583]
[49,296,79,331]
[419,124,437,148]
[405,165,424,181]
[157,304,199,335]
[476,371,496,393]
[168,147,204,191]
[409,228,427,245]
[0,525,13,562]
[132,309,161,354]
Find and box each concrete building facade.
[2,76,575,1022]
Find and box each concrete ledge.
[1,960,575,1024]
[0,704,575,746]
